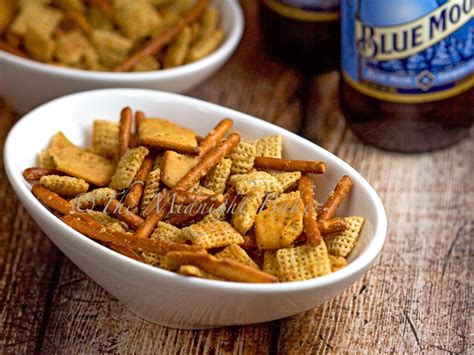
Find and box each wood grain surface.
[1,1,472,354]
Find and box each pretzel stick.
[254,157,326,174]
[124,154,155,210]
[132,110,145,148]
[317,175,353,223]
[0,40,30,58]
[198,118,233,158]
[61,215,205,255]
[114,0,209,72]
[133,204,170,239]
[31,185,98,225]
[104,199,144,230]
[298,174,321,246]
[107,243,144,262]
[173,190,221,205]
[166,251,278,283]
[119,107,132,158]
[319,218,347,236]
[174,132,240,191]
[23,167,64,181]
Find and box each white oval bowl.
[4,89,387,329]
[0,0,244,114]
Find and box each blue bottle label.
[342,0,474,103]
[263,0,340,22]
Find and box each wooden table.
[1,2,472,353]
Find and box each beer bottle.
[341,0,474,152]
[260,0,341,72]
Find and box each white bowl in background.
[0,0,244,114]
[4,89,387,329]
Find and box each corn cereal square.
[326,216,365,257]
[39,175,89,197]
[232,189,265,235]
[227,141,256,175]
[182,221,244,249]
[203,158,232,194]
[109,146,149,190]
[215,244,260,270]
[91,119,119,159]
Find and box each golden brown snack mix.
[26,107,366,283]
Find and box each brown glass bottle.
[341,84,473,152]
[341,0,474,153]
[259,0,340,72]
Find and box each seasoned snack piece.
[71,187,116,210]
[191,185,215,196]
[215,244,260,270]
[163,26,191,68]
[182,221,244,249]
[298,174,321,246]
[114,0,209,72]
[50,131,75,149]
[109,146,149,190]
[132,55,160,72]
[198,118,233,158]
[140,168,161,211]
[85,210,129,233]
[329,254,347,272]
[38,149,56,169]
[91,119,119,159]
[178,265,224,281]
[119,107,132,158]
[49,146,116,187]
[262,251,279,278]
[142,221,185,270]
[161,151,198,188]
[319,218,346,236]
[114,0,161,41]
[23,167,63,181]
[254,191,304,250]
[254,157,326,174]
[255,135,283,159]
[55,31,98,68]
[151,221,185,244]
[198,5,219,40]
[227,141,256,175]
[174,133,240,191]
[325,216,364,257]
[92,29,133,68]
[55,0,86,12]
[10,3,63,37]
[39,175,89,197]
[139,118,198,154]
[232,189,265,235]
[186,29,224,63]
[276,243,332,282]
[233,171,282,195]
[0,0,14,34]
[317,175,353,222]
[23,27,55,62]
[104,199,144,230]
[61,214,204,254]
[273,171,301,191]
[203,158,231,194]
[201,203,227,222]
[88,5,114,30]
[165,251,278,283]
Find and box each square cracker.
[139,118,198,154]
[325,216,365,257]
[254,191,304,250]
[276,242,332,282]
[215,244,260,270]
[182,221,244,249]
[161,150,198,188]
[49,146,115,187]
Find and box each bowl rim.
[0,0,244,82]
[4,88,388,294]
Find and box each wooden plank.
[0,102,63,354]
[276,72,474,353]
[38,1,303,353]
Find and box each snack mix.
[0,0,224,72]
[24,108,366,283]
